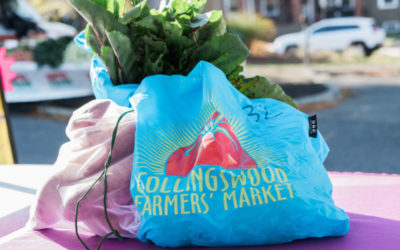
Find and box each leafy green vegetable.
[68,0,295,107]
[34,37,73,68]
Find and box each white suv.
[273,17,386,56]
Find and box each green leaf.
[100,46,119,84]
[119,0,148,24]
[227,65,244,82]
[170,0,190,15]
[143,54,164,76]
[143,37,167,54]
[91,0,126,16]
[109,0,126,16]
[189,11,212,28]
[92,0,106,8]
[85,24,102,56]
[195,11,226,42]
[191,33,249,76]
[161,19,183,38]
[68,0,127,43]
[135,14,158,32]
[170,0,206,16]
[233,76,296,107]
[105,30,137,83]
[189,0,207,14]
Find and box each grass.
[387,33,400,39]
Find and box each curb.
[37,105,75,118]
[294,83,341,106]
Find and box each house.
[363,0,400,34]
[206,0,400,34]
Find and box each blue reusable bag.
[129,61,349,247]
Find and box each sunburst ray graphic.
[135,90,285,175]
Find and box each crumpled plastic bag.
[28,99,140,238]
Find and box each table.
[0,166,399,250]
[0,165,56,237]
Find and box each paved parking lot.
[317,84,400,174]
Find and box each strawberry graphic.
[166,112,257,177]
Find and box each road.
[8,77,400,173]
[316,76,400,174]
[10,114,68,164]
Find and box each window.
[338,0,355,7]
[319,0,355,8]
[382,20,400,34]
[260,0,280,17]
[313,25,360,34]
[377,0,399,9]
[244,0,256,13]
[229,0,239,11]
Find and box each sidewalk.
[245,63,400,85]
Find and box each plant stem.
[90,25,105,47]
[106,32,128,84]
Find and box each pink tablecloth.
[1,172,400,250]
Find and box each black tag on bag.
[309,115,318,138]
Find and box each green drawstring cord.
[75,109,135,250]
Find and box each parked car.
[273,17,386,56]
[0,0,76,42]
